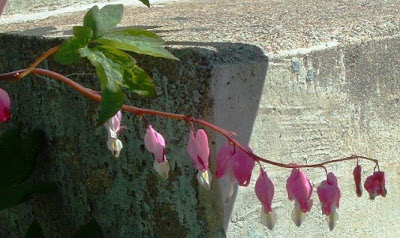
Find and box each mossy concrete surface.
[0,34,252,237]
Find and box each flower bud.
[0,88,11,123]
[353,164,362,197]
[364,171,387,200]
[187,129,211,190]
[255,168,276,230]
[286,168,313,227]
[144,125,170,179]
[317,172,341,231]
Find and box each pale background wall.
[212,37,400,237]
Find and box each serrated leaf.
[25,220,45,238]
[98,87,124,126]
[54,26,93,65]
[0,183,57,211]
[124,65,156,97]
[72,219,101,238]
[0,129,45,189]
[83,4,124,38]
[94,29,179,60]
[138,0,150,7]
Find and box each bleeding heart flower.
[104,111,123,157]
[364,171,387,200]
[144,125,170,179]
[216,142,255,202]
[0,88,11,123]
[255,168,276,230]
[286,168,313,227]
[353,164,362,197]
[317,172,341,231]
[187,129,211,190]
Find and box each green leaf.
[25,220,45,238]
[79,46,125,124]
[96,46,136,68]
[94,29,179,60]
[0,183,57,211]
[73,26,93,41]
[72,219,101,238]
[54,26,93,65]
[79,47,123,90]
[138,0,150,7]
[124,65,156,97]
[83,4,124,38]
[95,46,156,97]
[0,129,45,189]
[98,87,124,126]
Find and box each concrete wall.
[0,31,399,237]
[0,34,230,237]
[213,37,400,237]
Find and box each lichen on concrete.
[0,33,223,237]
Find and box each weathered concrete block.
[0,34,268,237]
[223,38,400,237]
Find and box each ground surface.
[1,0,400,54]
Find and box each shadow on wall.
[0,33,268,237]
[4,25,179,37]
[168,41,270,234]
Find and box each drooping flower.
[364,171,387,200]
[286,168,313,227]
[0,88,11,123]
[216,142,255,202]
[255,168,276,230]
[353,164,362,197]
[317,172,341,231]
[104,110,123,157]
[144,125,170,179]
[187,129,212,190]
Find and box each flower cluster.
[1,87,386,231]
[253,165,386,231]
[216,142,255,202]
[124,120,387,231]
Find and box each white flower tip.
[327,206,338,231]
[107,138,123,158]
[104,122,118,139]
[153,159,170,179]
[291,202,306,227]
[197,169,212,190]
[261,208,276,230]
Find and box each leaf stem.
[0,66,379,171]
[17,45,61,79]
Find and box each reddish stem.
[0,67,379,171]
[18,45,61,79]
